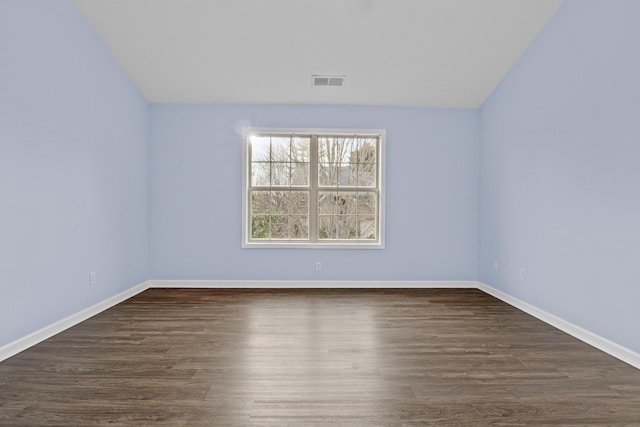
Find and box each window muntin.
[317,191,377,240]
[244,129,384,248]
[317,136,377,188]
[250,190,309,240]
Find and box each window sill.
[242,241,384,250]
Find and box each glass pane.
[357,163,376,187]
[337,192,357,215]
[251,215,269,239]
[291,163,309,186]
[357,192,376,215]
[289,192,308,215]
[318,162,338,186]
[318,137,357,164]
[338,163,357,186]
[318,192,336,214]
[338,137,356,163]
[318,215,337,239]
[318,137,334,163]
[270,191,289,215]
[291,137,310,162]
[251,162,270,186]
[356,138,376,163]
[251,191,270,214]
[336,215,357,239]
[270,215,289,239]
[289,215,309,239]
[270,163,290,186]
[358,216,376,240]
[271,137,290,162]
[341,137,356,163]
[250,136,270,162]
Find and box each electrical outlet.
[519,269,525,281]
[90,272,96,285]
[315,261,322,272]
[493,261,499,272]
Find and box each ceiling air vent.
[312,75,345,87]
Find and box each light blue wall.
[7,0,636,358]
[0,1,149,346]
[149,104,479,281]
[479,0,640,352]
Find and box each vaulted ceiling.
[73,0,563,107]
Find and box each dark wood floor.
[1,289,639,426]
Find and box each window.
[242,128,385,248]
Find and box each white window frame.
[242,127,385,249]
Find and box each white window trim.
[242,127,386,249]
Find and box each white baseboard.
[0,281,150,363]
[2,279,638,370]
[477,282,640,369]
[148,279,480,289]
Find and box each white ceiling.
[73,0,563,108]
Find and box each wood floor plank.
[1,288,639,426]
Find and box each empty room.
[1,0,639,425]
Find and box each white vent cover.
[312,75,346,87]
